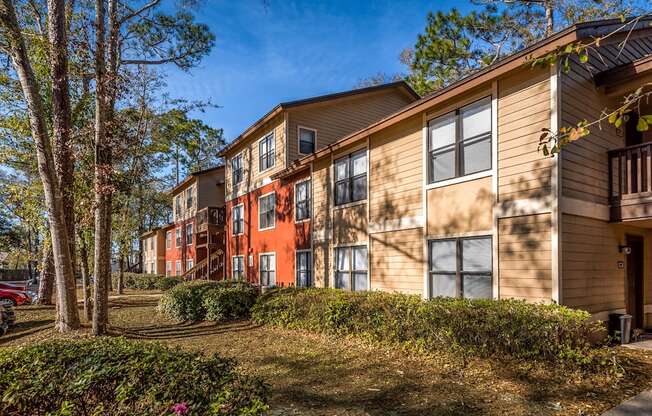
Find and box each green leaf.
[615,117,623,128]
[637,117,649,132]
[579,52,589,63]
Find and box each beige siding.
[370,228,423,294]
[333,204,367,245]
[498,213,552,302]
[369,115,423,228]
[287,89,413,163]
[497,67,552,202]
[312,157,332,286]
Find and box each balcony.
[609,142,652,221]
[196,206,226,233]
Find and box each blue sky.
[163,0,475,142]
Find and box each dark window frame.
[428,236,493,299]
[185,223,193,246]
[296,250,312,287]
[334,150,367,206]
[298,126,316,155]
[295,179,311,221]
[232,204,244,235]
[428,97,492,184]
[259,132,275,172]
[231,153,243,185]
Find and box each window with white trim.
[428,97,491,183]
[186,223,193,246]
[260,253,276,286]
[334,150,367,206]
[232,204,244,235]
[175,228,181,247]
[174,195,182,221]
[186,185,194,210]
[232,256,244,280]
[166,261,172,276]
[258,193,275,230]
[296,250,312,287]
[259,132,275,171]
[231,153,243,185]
[295,180,311,221]
[187,259,194,271]
[175,260,181,276]
[335,246,368,291]
[298,127,316,154]
[428,236,492,299]
[165,231,171,249]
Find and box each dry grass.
[2,292,652,415]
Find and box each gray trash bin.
[620,314,632,344]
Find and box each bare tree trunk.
[0,0,80,332]
[37,245,54,305]
[92,0,110,336]
[544,0,554,36]
[79,230,91,321]
[117,255,124,294]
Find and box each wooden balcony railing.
[608,142,652,221]
[196,206,225,233]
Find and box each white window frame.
[174,195,182,221]
[186,185,194,210]
[294,179,311,223]
[232,203,244,236]
[165,231,171,250]
[186,223,193,246]
[334,245,369,291]
[187,259,194,271]
[295,249,312,287]
[258,191,276,231]
[175,260,182,276]
[297,126,317,155]
[258,131,275,172]
[334,149,368,207]
[259,252,276,287]
[175,228,181,248]
[166,261,172,277]
[232,255,244,280]
[231,152,243,186]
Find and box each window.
[166,231,171,249]
[259,132,275,171]
[232,204,244,235]
[166,261,172,277]
[231,153,243,185]
[259,253,276,286]
[428,97,491,183]
[175,195,182,220]
[186,186,194,210]
[175,228,181,247]
[334,150,367,206]
[296,250,312,287]
[258,193,276,230]
[187,259,194,271]
[232,256,244,280]
[295,180,311,221]
[186,223,193,246]
[298,127,316,154]
[335,246,368,291]
[175,260,181,276]
[428,236,492,299]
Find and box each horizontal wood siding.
[287,90,413,163]
[312,157,331,286]
[498,213,552,302]
[497,67,552,202]
[333,204,367,245]
[370,228,423,294]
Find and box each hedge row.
[0,337,268,415]
[251,288,608,366]
[111,272,181,291]
[158,280,258,322]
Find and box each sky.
[162,0,476,142]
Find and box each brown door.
[626,235,645,329]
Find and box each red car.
[0,288,32,306]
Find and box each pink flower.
[172,402,189,415]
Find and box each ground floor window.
[175,260,181,276]
[428,236,492,299]
[296,250,312,287]
[260,253,276,286]
[335,245,368,291]
[166,261,172,276]
[232,256,244,280]
[187,259,193,271]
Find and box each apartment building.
[141,166,227,279]
[220,82,420,287]
[272,19,652,327]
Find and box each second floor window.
[259,193,276,230]
[175,228,181,247]
[298,127,316,154]
[165,231,171,249]
[232,153,243,185]
[295,180,311,221]
[232,205,244,235]
[334,150,367,206]
[186,223,193,245]
[428,97,491,184]
[259,132,275,171]
[186,186,194,210]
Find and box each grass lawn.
[2,292,652,416]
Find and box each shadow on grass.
[0,319,54,343]
[113,319,261,341]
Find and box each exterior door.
[626,234,645,329]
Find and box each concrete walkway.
[602,390,652,415]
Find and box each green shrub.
[0,337,269,415]
[159,280,258,322]
[252,288,608,367]
[111,272,181,291]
